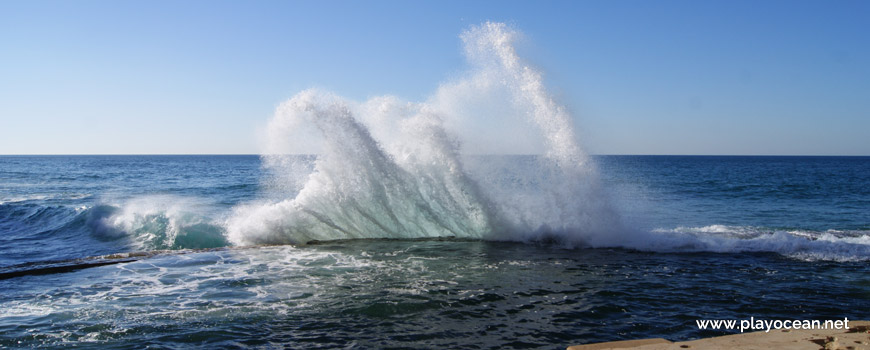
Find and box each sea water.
[2,155,868,349]
[1,22,869,349]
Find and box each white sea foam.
[638,225,870,261]
[226,22,620,246]
[220,22,869,262]
[0,193,92,205]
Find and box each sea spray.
[227,22,621,246]
[223,22,870,261]
[439,22,623,243]
[227,91,495,244]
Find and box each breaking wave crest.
[216,22,870,262]
[86,196,228,251]
[226,22,621,246]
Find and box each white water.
[226,22,621,246]
[89,195,228,250]
[218,22,870,262]
[643,225,870,262]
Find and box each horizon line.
[1,153,868,157]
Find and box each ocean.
[2,22,868,349]
[1,155,868,349]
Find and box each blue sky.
[1,0,867,155]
